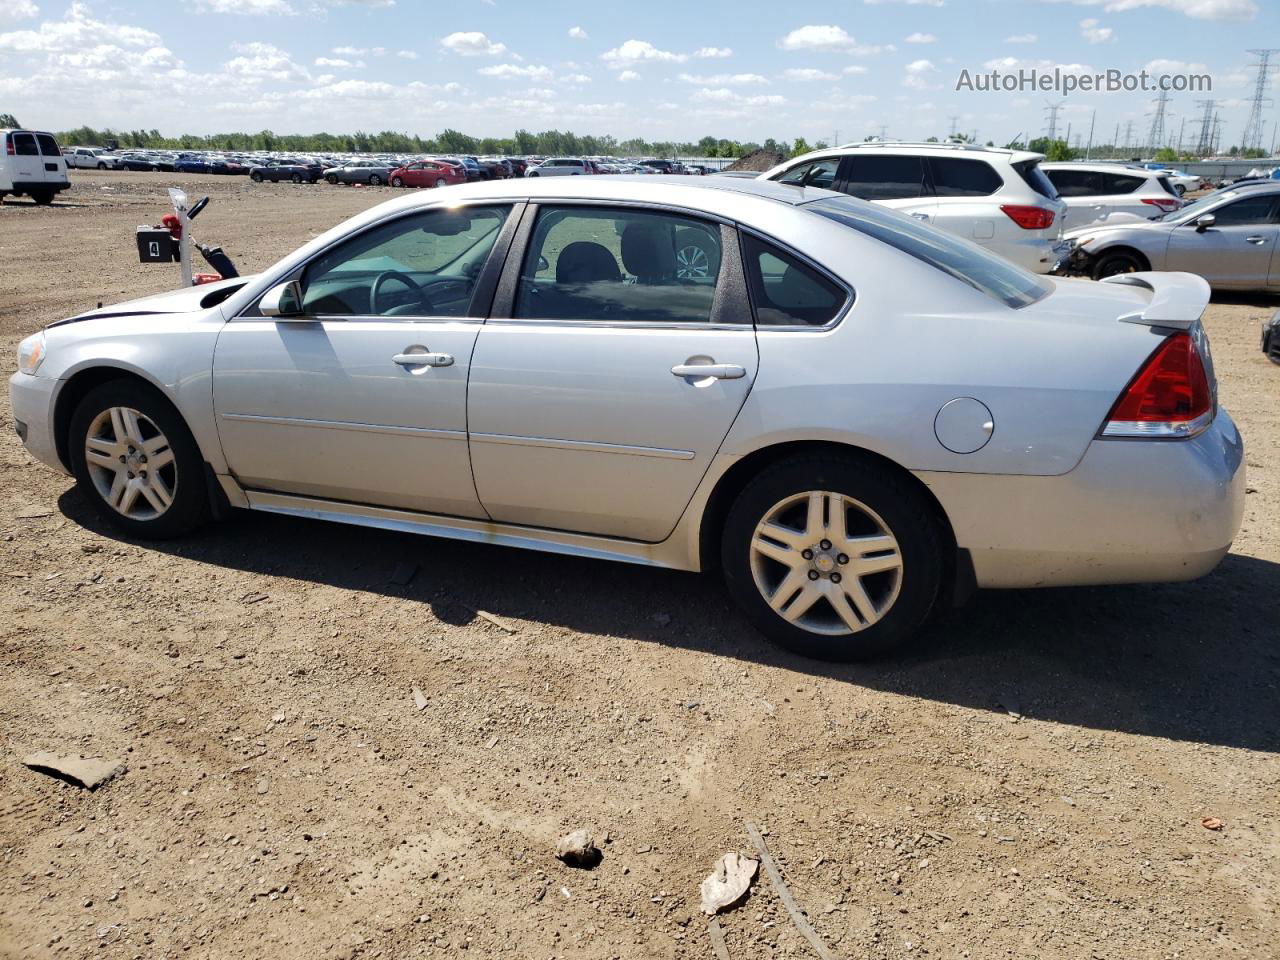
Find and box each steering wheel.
[370,270,433,315]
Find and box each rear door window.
[1209,195,1278,226]
[1102,173,1145,194]
[741,234,847,327]
[842,155,927,201]
[11,133,38,156]
[35,134,61,157]
[930,157,1003,197]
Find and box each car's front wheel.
[435,178,447,188]
[69,380,210,539]
[250,171,263,182]
[326,174,338,184]
[369,174,382,186]
[721,454,942,661]
[391,176,404,187]
[291,172,302,183]
[1091,249,1146,280]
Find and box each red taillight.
[4,135,13,156]
[999,204,1055,230]
[1142,197,1180,211]
[1102,332,1212,438]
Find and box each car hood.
[48,275,257,328]
[1065,218,1170,241]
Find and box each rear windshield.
[806,195,1053,309]
[1013,159,1058,200]
[35,134,61,156]
[1157,175,1178,197]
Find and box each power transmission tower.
[947,115,959,139]
[1212,112,1223,155]
[1176,116,1186,154]
[1241,49,1279,152]
[1145,90,1170,156]
[1044,101,1065,141]
[1112,122,1120,159]
[1122,120,1135,154]
[1193,99,1217,156]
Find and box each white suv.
[1040,162,1183,230]
[760,142,1069,274]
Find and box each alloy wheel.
[749,490,903,636]
[83,406,177,521]
[676,245,711,280]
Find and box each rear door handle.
[393,352,454,367]
[671,363,746,380]
[1246,235,1268,244]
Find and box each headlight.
[17,330,46,375]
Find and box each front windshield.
[1163,189,1239,222]
[806,195,1052,309]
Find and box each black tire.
[291,172,302,183]
[1175,184,1187,197]
[369,174,382,186]
[434,178,446,188]
[721,454,943,661]
[31,190,55,206]
[1091,249,1146,280]
[250,171,263,182]
[69,379,211,539]
[391,176,404,187]
[97,162,106,170]
[529,171,539,177]
[326,174,338,184]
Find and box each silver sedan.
[9,177,1245,660]
[1067,181,1280,289]
[322,159,395,186]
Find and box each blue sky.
[0,0,1275,148]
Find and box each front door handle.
[1246,235,1268,244]
[910,212,931,221]
[393,352,454,367]
[671,363,746,380]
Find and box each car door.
[839,153,938,226]
[9,133,46,185]
[1165,193,1279,288]
[213,203,520,516]
[1047,168,1107,229]
[467,202,758,541]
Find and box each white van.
[1,129,70,205]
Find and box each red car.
[388,160,467,189]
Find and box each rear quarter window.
[1013,159,1059,200]
[741,233,848,327]
[1103,173,1145,194]
[930,157,1003,197]
[807,195,1052,309]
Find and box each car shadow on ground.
[58,490,1280,755]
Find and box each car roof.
[1041,162,1166,175]
[824,140,1044,164]
[421,174,841,207]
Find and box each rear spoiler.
[1100,271,1210,330]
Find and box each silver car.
[323,159,395,186]
[9,177,1244,660]
[1067,181,1280,289]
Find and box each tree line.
[40,124,824,159]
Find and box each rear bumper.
[1001,237,1072,275]
[8,180,69,194]
[8,371,67,475]
[919,408,1245,588]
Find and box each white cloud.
[304,78,395,99]
[225,41,310,81]
[560,72,592,85]
[0,3,163,51]
[332,45,364,55]
[440,31,507,56]
[903,58,937,88]
[315,56,362,68]
[1079,17,1114,42]
[694,46,732,58]
[568,26,587,39]
[1045,0,1254,20]
[195,0,294,13]
[843,64,868,75]
[0,0,39,24]
[677,72,768,85]
[1005,33,1037,42]
[618,69,640,82]
[601,39,687,66]
[777,25,858,53]
[477,62,552,80]
[692,87,786,107]
[866,0,943,5]
[904,32,936,43]
[781,68,837,81]
[396,49,416,59]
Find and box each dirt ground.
[1,171,1277,960]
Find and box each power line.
[1145,90,1170,156]
[1241,49,1279,152]
[1044,100,1065,141]
[1194,99,1217,156]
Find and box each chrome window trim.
[736,225,855,332]
[233,199,523,322]
[483,318,751,332]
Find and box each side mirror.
[260,280,303,318]
[1194,213,1216,232]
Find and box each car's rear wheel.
[391,176,404,187]
[369,174,382,186]
[529,172,540,177]
[1091,249,1146,280]
[326,174,338,184]
[435,178,447,188]
[69,380,210,539]
[291,172,302,183]
[31,189,54,206]
[1175,184,1187,197]
[250,171,263,182]
[721,455,943,661]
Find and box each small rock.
[80,543,103,554]
[700,852,758,915]
[23,752,126,791]
[1201,817,1224,831]
[412,687,428,711]
[271,712,286,723]
[256,777,270,795]
[555,829,601,868]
